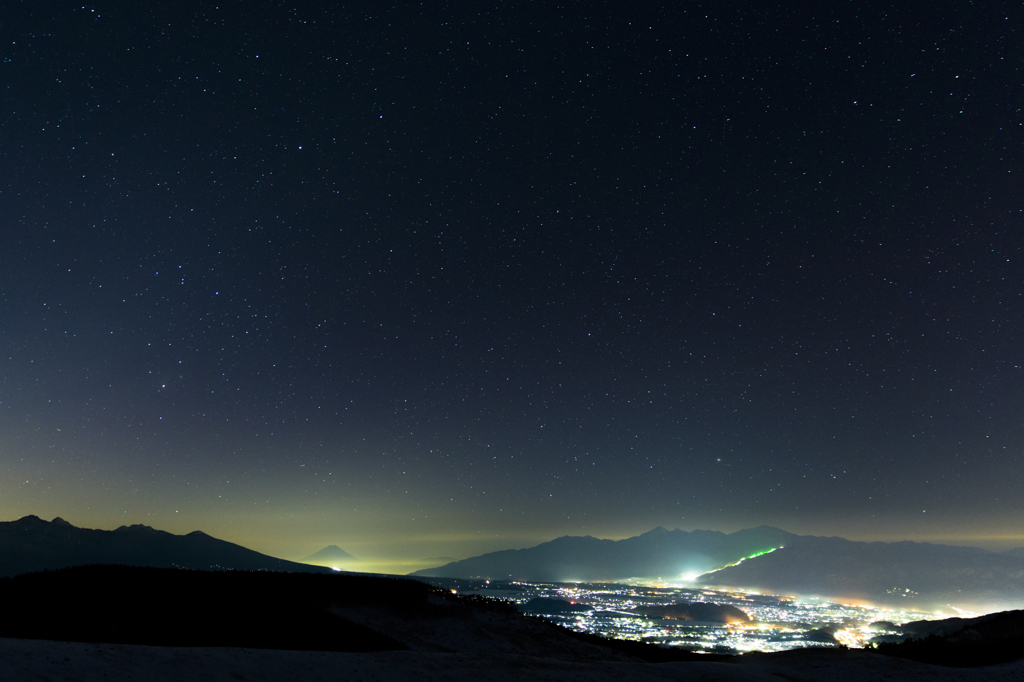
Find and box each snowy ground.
[4,637,1024,682]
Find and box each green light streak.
[701,547,781,576]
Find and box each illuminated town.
[429,579,957,654]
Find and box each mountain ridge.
[0,515,332,578]
[410,526,797,583]
[411,525,1024,611]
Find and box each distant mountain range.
[411,526,796,583]
[0,515,332,578]
[8,515,1023,613]
[695,534,1024,611]
[411,526,1024,611]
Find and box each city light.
[452,580,938,655]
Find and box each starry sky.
[2,1,1022,573]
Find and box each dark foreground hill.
[695,534,1024,611]
[0,515,331,577]
[877,610,1024,667]
[0,564,713,662]
[411,526,796,582]
[0,566,404,651]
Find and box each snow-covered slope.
[4,638,1023,682]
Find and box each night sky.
[2,2,1021,572]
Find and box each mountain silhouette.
[695,534,1024,611]
[410,526,1024,611]
[303,545,357,563]
[0,515,332,577]
[410,526,796,582]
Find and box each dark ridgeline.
[875,610,1024,667]
[0,515,333,577]
[411,526,797,582]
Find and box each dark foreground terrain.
[875,609,1024,667]
[5,637,1024,682]
[1,565,407,652]
[0,565,711,662]
[3,565,1024,681]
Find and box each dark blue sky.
[2,1,1021,569]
